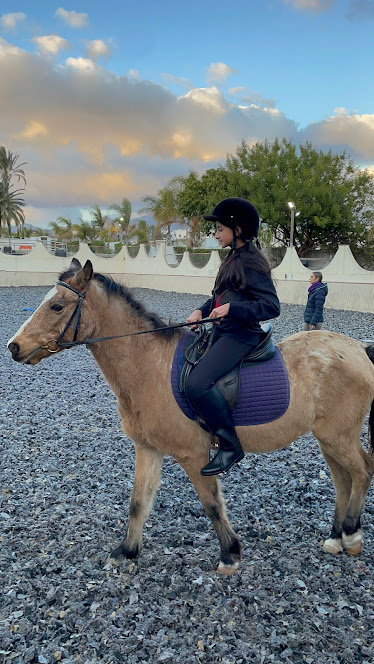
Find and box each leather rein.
[23,279,219,363]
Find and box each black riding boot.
[192,385,244,476]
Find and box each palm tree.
[135,219,149,244]
[48,217,73,240]
[90,204,109,239]
[0,183,26,240]
[140,179,184,243]
[0,146,26,188]
[110,197,137,244]
[72,220,96,242]
[0,146,27,239]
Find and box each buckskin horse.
[7,259,374,575]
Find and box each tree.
[89,204,109,239]
[0,146,27,238]
[72,220,96,242]
[140,180,185,243]
[225,138,374,255]
[0,183,26,239]
[48,216,73,240]
[110,198,137,244]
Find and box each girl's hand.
[209,303,230,323]
[310,324,316,330]
[186,309,203,329]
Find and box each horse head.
[8,258,94,365]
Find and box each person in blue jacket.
[303,271,328,330]
[185,198,280,476]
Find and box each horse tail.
[365,344,374,455]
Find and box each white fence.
[1,241,373,313]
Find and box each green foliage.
[0,146,27,237]
[225,138,374,255]
[110,198,138,244]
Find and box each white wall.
[1,241,373,313]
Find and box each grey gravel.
[1,285,374,664]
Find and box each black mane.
[58,268,177,339]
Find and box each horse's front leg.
[110,443,164,561]
[178,456,242,575]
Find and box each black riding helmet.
[203,198,260,246]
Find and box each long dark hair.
[214,240,271,293]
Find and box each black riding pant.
[185,335,256,401]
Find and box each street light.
[287,201,300,247]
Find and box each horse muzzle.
[7,340,52,365]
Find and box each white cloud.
[128,69,141,80]
[2,41,374,225]
[55,7,89,28]
[33,35,69,55]
[65,57,96,71]
[0,12,26,30]
[284,0,333,11]
[207,62,237,84]
[0,37,24,56]
[161,73,194,90]
[86,39,110,59]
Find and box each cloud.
[33,35,70,55]
[0,37,24,56]
[65,57,96,71]
[241,91,277,108]
[128,69,141,80]
[161,73,194,90]
[0,12,26,30]
[347,0,374,21]
[55,7,89,28]
[302,110,374,160]
[206,62,237,84]
[1,40,374,227]
[284,0,333,11]
[86,39,110,59]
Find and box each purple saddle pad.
[170,333,290,426]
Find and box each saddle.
[179,323,275,412]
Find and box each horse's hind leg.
[319,448,352,554]
[317,431,374,556]
[110,443,164,562]
[178,458,241,575]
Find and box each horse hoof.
[342,529,363,556]
[216,561,240,576]
[110,541,140,562]
[322,537,343,554]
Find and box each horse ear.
[69,258,82,271]
[75,260,93,289]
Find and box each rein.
[25,279,220,361]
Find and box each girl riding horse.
[185,198,280,476]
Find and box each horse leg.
[319,447,352,554]
[178,458,241,575]
[316,433,374,556]
[110,443,164,561]
[340,447,374,556]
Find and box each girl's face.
[215,223,243,248]
[309,273,319,284]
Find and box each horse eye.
[51,303,64,312]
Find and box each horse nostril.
[8,342,20,359]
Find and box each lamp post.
[287,202,300,247]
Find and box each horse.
[7,258,374,575]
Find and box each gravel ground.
[1,286,374,664]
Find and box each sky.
[1,0,374,228]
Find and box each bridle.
[20,279,220,363]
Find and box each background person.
[304,271,328,330]
[185,198,280,477]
